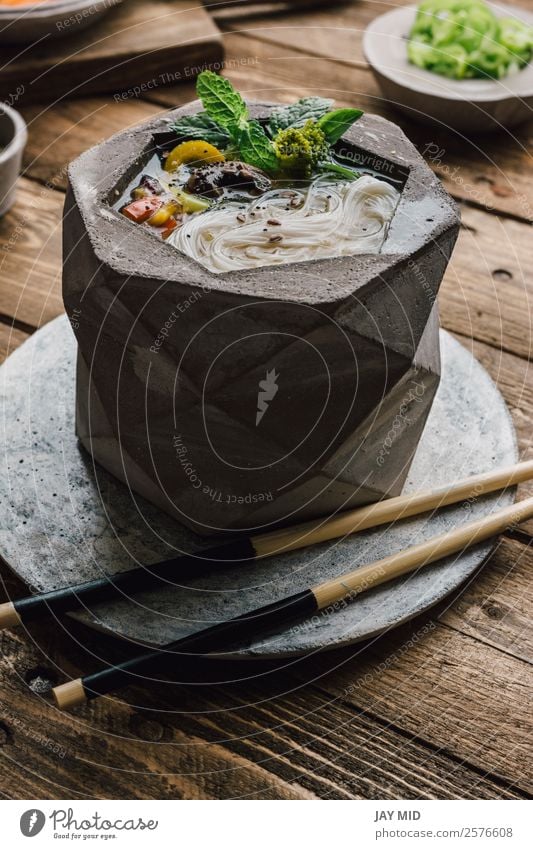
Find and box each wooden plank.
[306,617,533,792]
[0,617,523,799]
[0,0,223,104]
[21,98,165,190]
[0,626,315,799]
[0,324,29,363]
[438,536,533,662]
[173,684,524,799]
[220,0,533,69]
[0,178,63,329]
[441,206,533,360]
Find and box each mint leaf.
[196,71,247,135]
[171,112,231,148]
[317,108,363,144]
[268,97,333,135]
[238,121,279,171]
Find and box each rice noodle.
[171,174,400,274]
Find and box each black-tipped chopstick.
[52,494,533,709]
[2,459,533,632]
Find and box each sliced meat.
[186,161,271,198]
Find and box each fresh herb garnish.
[179,72,364,179]
[317,108,364,144]
[196,70,277,170]
[196,71,248,134]
[268,97,333,135]
[171,113,231,148]
[239,120,280,172]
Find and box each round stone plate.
[0,316,517,657]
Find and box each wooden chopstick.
[52,494,533,710]
[2,459,533,631]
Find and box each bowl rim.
[0,0,120,18]
[363,1,533,103]
[65,100,459,304]
[0,102,28,166]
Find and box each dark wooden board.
[0,0,223,103]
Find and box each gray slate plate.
[0,315,517,657]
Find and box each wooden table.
[1,0,532,800]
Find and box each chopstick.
[52,494,533,709]
[2,459,533,631]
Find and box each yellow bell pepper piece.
[164,140,225,172]
[147,199,181,227]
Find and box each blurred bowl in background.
[0,0,125,44]
[363,2,533,134]
[0,102,27,216]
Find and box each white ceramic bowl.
[0,0,125,44]
[0,103,27,216]
[363,2,533,133]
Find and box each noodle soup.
[115,144,403,275]
[114,75,407,274]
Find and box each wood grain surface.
[0,0,223,103]
[0,0,531,800]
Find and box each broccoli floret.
[273,121,329,176]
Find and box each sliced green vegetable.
[407,0,533,80]
[172,187,211,214]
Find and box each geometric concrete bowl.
[0,0,125,44]
[364,2,533,133]
[63,101,460,536]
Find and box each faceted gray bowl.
[63,101,460,535]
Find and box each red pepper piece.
[121,197,163,223]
